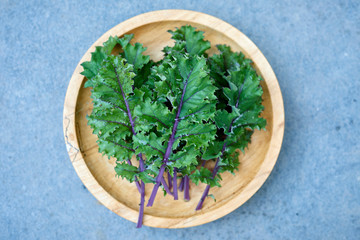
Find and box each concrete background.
[1,0,359,239]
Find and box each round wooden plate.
[63,10,284,228]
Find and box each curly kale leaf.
[81,36,153,228]
[134,54,217,168]
[190,167,220,188]
[86,55,143,161]
[163,25,211,57]
[192,45,267,189]
[199,45,266,182]
[133,53,217,206]
[82,34,150,88]
[195,45,266,210]
[115,162,155,184]
[81,36,119,81]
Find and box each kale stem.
[147,165,165,206]
[173,168,178,200]
[179,177,184,192]
[136,180,145,228]
[195,184,210,210]
[196,143,227,210]
[167,171,172,190]
[161,177,174,196]
[201,159,206,167]
[184,175,190,201]
[126,159,141,192]
[136,153,146,228]
[147,173,173,207]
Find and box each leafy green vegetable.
[82,34,151,88]
[82,36,151,228]
[134,52,217,206]
[195,44,266,210]
[87,56,141,163]
[80,25,266,228]
[81,36,119,81]
[164,25,211,57]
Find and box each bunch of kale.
[81,26,266,228]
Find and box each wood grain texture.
[63,9,284,228]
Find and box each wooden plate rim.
[63,9,285,228]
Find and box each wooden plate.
[63,10,284,228]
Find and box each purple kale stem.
[147,69,193,207]
[126,159,141,192]
[136,180,145,228]
[136,154,146,228]
[146,167,165,206]
[195,142,227,210]
[184,175,190,201]
[173,168,178,200]
[179,177,184,192]
[161,177,174,196]
[167,171,172,190]
[201,159,206,167]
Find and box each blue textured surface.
[1,0,359,239]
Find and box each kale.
[80,26,266,228]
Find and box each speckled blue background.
[1,0,359,239]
